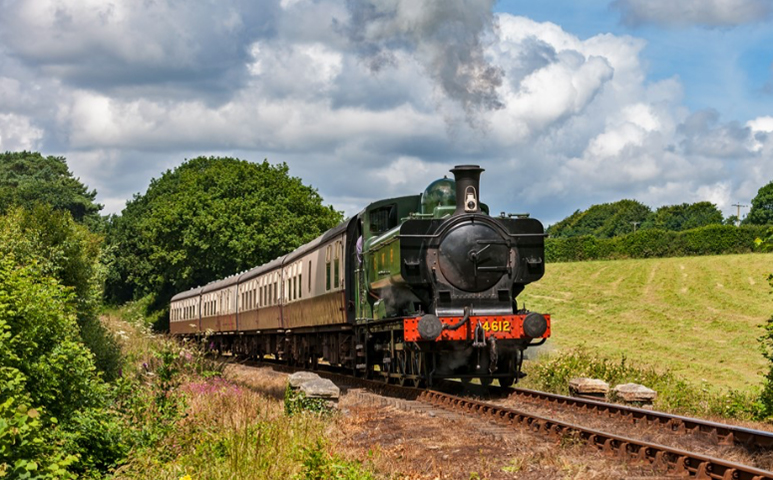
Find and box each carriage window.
[325,245,332,291]
[308,261,312,292]
[299,274,303,299]
[334,242,340,288]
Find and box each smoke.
[340,0,504,123]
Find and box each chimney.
[451,165,484,216]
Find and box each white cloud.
[0,113,43,151]
[374,157,438,191]
[748,116,773,133]
[0,1,771,223]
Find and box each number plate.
[481,320,512,333]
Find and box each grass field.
[519,253,773,392]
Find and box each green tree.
[0,205,121,382]
[0,207,132,476]
[643,202,723,231]
[547,200,652,238]
[724,215,740,226]
[744,181,773,225]
[104,157,343,318]
[0,151,103,225]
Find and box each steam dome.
[421,176,456,215]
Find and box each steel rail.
[508,387,773,451]
[420,390,773,480]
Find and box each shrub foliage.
[546,224,768,262]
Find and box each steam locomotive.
[170,165,550,386]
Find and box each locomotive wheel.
[499,376,515,388]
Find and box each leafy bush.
[297,440,375,480]
[284,384,333,416]
[0,205,121,381]
[0,256,128,477]
[756,230,773,418]
[546,224,769,262]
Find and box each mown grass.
[519,253,773,392]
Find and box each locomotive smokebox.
[451,165,484,216]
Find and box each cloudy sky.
[1,0,772,224]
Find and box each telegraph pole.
[631,221,640,233]
[731,203,748,226]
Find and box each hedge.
[545,225,769,263]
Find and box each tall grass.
[113,377,373,480]
[104,301,374,480]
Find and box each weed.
[284,383,333,416]
[522,347,761,419]
[501,457,524,473]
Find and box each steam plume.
[341,0,505,122]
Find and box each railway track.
[505,387,773,452]
[422,390,773,480]
[245,360,773,479]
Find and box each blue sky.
[0,0,772,225]
[498,0,773,121]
